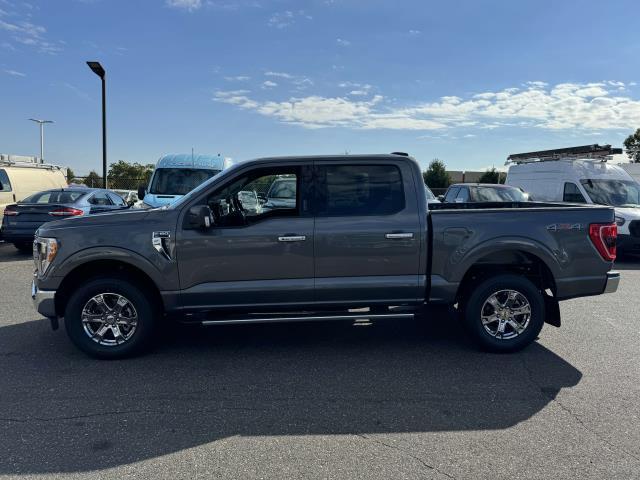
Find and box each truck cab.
[139,154,232,208]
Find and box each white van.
[0,156,68,232]
[506,145,640,252]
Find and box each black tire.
[464,274,544,353]
[14,242,32,253]
[64,277,158,359]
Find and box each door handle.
[278,235,306,242]
[385,232,414,239]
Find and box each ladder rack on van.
[0,157,63,171]
[506,144,622,164]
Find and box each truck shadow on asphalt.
[0,309,581,474]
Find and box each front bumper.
[31,279,57,318]
[603,271,620,294]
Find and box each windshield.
[424,185,435,200]
[267,179,296,199]
[580,179,640,207]
[21,190,86,204]
[472,186,527,202]
[149,168,220,196]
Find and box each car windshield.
[149,168,220,196]
[580,179,640,207]
[21,190,86,204]
[424,185,436,200]
[472,186,527,202]
[268,179,296,199]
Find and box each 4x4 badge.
[546,223,583,232]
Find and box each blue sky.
[1,0,639,174]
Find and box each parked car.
[440,183,529,203]
[425,185,440,204]
[112,189,140,207]
[138,154,232,208]
[31,153,619,359]
[2,187,129,251]
[0,159,67,233]
[261,176,297,212]
[505,144,640,253]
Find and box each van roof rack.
[0,154,63,171]
[506,144,622,164]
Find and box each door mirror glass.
[137,185,147,201]
[187,205,214,229]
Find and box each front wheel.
[64,277,158,359]
[464,274,544,353]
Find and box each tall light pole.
[28,118,53,162]
[86,61,107,188]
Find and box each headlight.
[615,216,626,226]
[33,237,59,276]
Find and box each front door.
[176,163,315,310]
[313,161,423,305]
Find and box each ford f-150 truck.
[31,154,620,358]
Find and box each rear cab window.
[444,187,460,203]
[563,183,586,203]
[315,164,405,216]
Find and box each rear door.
[313,160,422,305]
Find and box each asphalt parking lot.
[1,242,639,480]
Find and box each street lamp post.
[86,61,107,188]
[28,118,53,162]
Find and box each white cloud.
[408,29,421,35]
[214,81,640,132]
[3,68,25,76]
[268,10,312,29]
[265,71,292,79]
[166,0,202,11]
[0,4,62,54]
[224,75,250,81]
[336,38,351,47]
[262,80,277,88]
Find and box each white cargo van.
[505,145,640,253]
[0,156,68,232]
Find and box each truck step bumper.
[603,271,620,294]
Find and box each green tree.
[107,160,155,188]
[623,128,640,163]
[477,167,504,184]
[423,159,451,188]
[66,167,75,183]
[83,171,103,187]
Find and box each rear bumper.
[603,271,620,294]
[0,228,36,243]
[31,279,57,318]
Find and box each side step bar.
[201,312,415,326]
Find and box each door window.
[563,183,586,203]
[207,167,299,227]
[107,192,127,206]
[455,187,470,202]
[88,192,114,206]
[443,187,460,203]
[315,164,404,216]
[0,170,11,191]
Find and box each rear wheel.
[464,274,544,352]
[64,277,158,359]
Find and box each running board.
[201,312,415,326]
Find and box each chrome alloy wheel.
[81,293,138,346]
[480,289,531,340]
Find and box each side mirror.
[187,205,214,229]
[437,195,445,202]
[137,185,147,201]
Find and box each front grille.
[629,220,640,238]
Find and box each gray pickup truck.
[31,154,620,358]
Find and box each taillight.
[3,207,19,216]
[49,207,84,217]
[589,223,617,261]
